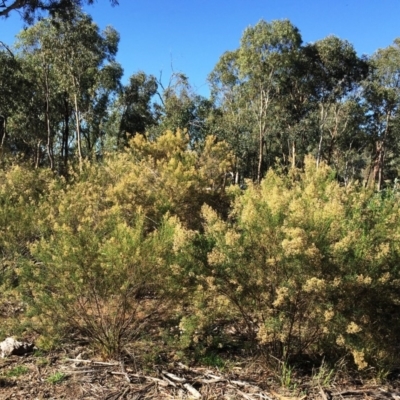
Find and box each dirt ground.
[1,347,399,400]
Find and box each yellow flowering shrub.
[1,147,400,370]
[198,156,400,368]
[104,130,233,230]
[2,131,232,356]
[20,187,180,356]
[0,165,56,335]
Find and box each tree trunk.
[63,97,70,174]
[257,128,264,184]
[73,92,83,169]
[257,87,269,184]
[377,112,391,191]
[316,103,326,169]
[45,71,54,170]
[292,140,296,169]
[35,141,41,169]
[0,115,6,158]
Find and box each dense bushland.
[2,9,400,377]
[0,132,399,374]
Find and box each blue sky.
[1,0,400,96]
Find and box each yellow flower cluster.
[303,277,326,293]
[281,227,308,256]
[346,321,362,334]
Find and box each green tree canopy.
[0,0,118,22]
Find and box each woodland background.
[1,4,400,378]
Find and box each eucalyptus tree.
[135,71,218,150]
[210,20,303,182]
[15,9,122,170]
[209,54,257,182]
[155,73,204,141]
[53,12,121,167]
[14,26,65,169]
[270,41,318,169]
[114,71,158,146]
[83,60,123,154]
[0,48,20,158]
[210,23,371,181]
[305,36,368,170]
[80,58,123,157]
[0,44,51,165]
[5,59,59,167]
[363,39,400,190]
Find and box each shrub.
[15,131,232,358]
[196,156,400,369]
[0,165,56,334]
[20,197,178,357]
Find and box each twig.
[234,388,254,400]
[64,358,119,366]
[183,383,202,399]
[334,389,375,396]
[119,360,131,383]
[63,369,96,374]
[199,377,225,384]
[162,371,186,383]
[161,374,177,387]
[231,379,251,387]
[116,386,130,399]
[319,387,330,400]
[129,373,169,386]
[0,41,15,58]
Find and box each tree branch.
[0,0,119,20]
[0,0,26,18]
[0,40,15,58]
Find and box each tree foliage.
[0,0,118,23]
[4,9,122,170]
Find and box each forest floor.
[0,302,399,399]
[1,344,399,400]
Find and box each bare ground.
[1,348,399,400]
[1,301,399,399]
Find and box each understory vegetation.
[0,131,400,377]
[1,6,400,382]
